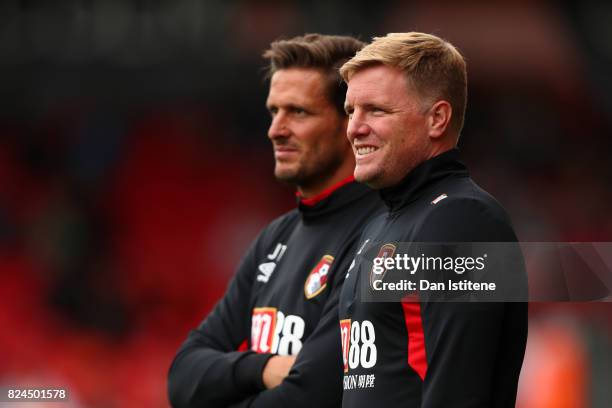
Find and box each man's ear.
[427,100,452,139]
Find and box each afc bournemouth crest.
[304,255,334,299]
[369,243,396,286]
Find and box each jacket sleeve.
[414,198,527,408]
[227,243,353,408]
[167,235,274,408]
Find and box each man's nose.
[268,113,291,140]
[347,112,370,142]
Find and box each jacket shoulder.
[254,209,300,247]
[417,178,517,242]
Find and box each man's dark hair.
[263,34,365,114]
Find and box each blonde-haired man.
[339,32,527,407]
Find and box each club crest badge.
[369,243,396,286]
[304,255,334,299]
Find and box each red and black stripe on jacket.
[339,149,528,408]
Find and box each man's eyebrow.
[286,103,306,110]
[361,102,385,110]
[344,102,386,113]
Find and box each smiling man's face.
[345,64,433,189]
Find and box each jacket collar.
[379,148,468,212]
[297,177,373,221]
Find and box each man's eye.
[292,108,307,115]
[371,108,387,116]
[268,108,278,116]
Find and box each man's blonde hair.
[340,32,467,135]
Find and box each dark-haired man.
[168,34,383,408]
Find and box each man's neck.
[297,174,355,206]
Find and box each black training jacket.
[168,179,383,408]
[339,149,528,408]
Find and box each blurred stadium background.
[1,1,611,407]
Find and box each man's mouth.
[274,145,299,160]
[275,146,298,152]
[356,146,379,156]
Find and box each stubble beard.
[274,161,301,185]
[356,139,428,189]
[274,150,344,191]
